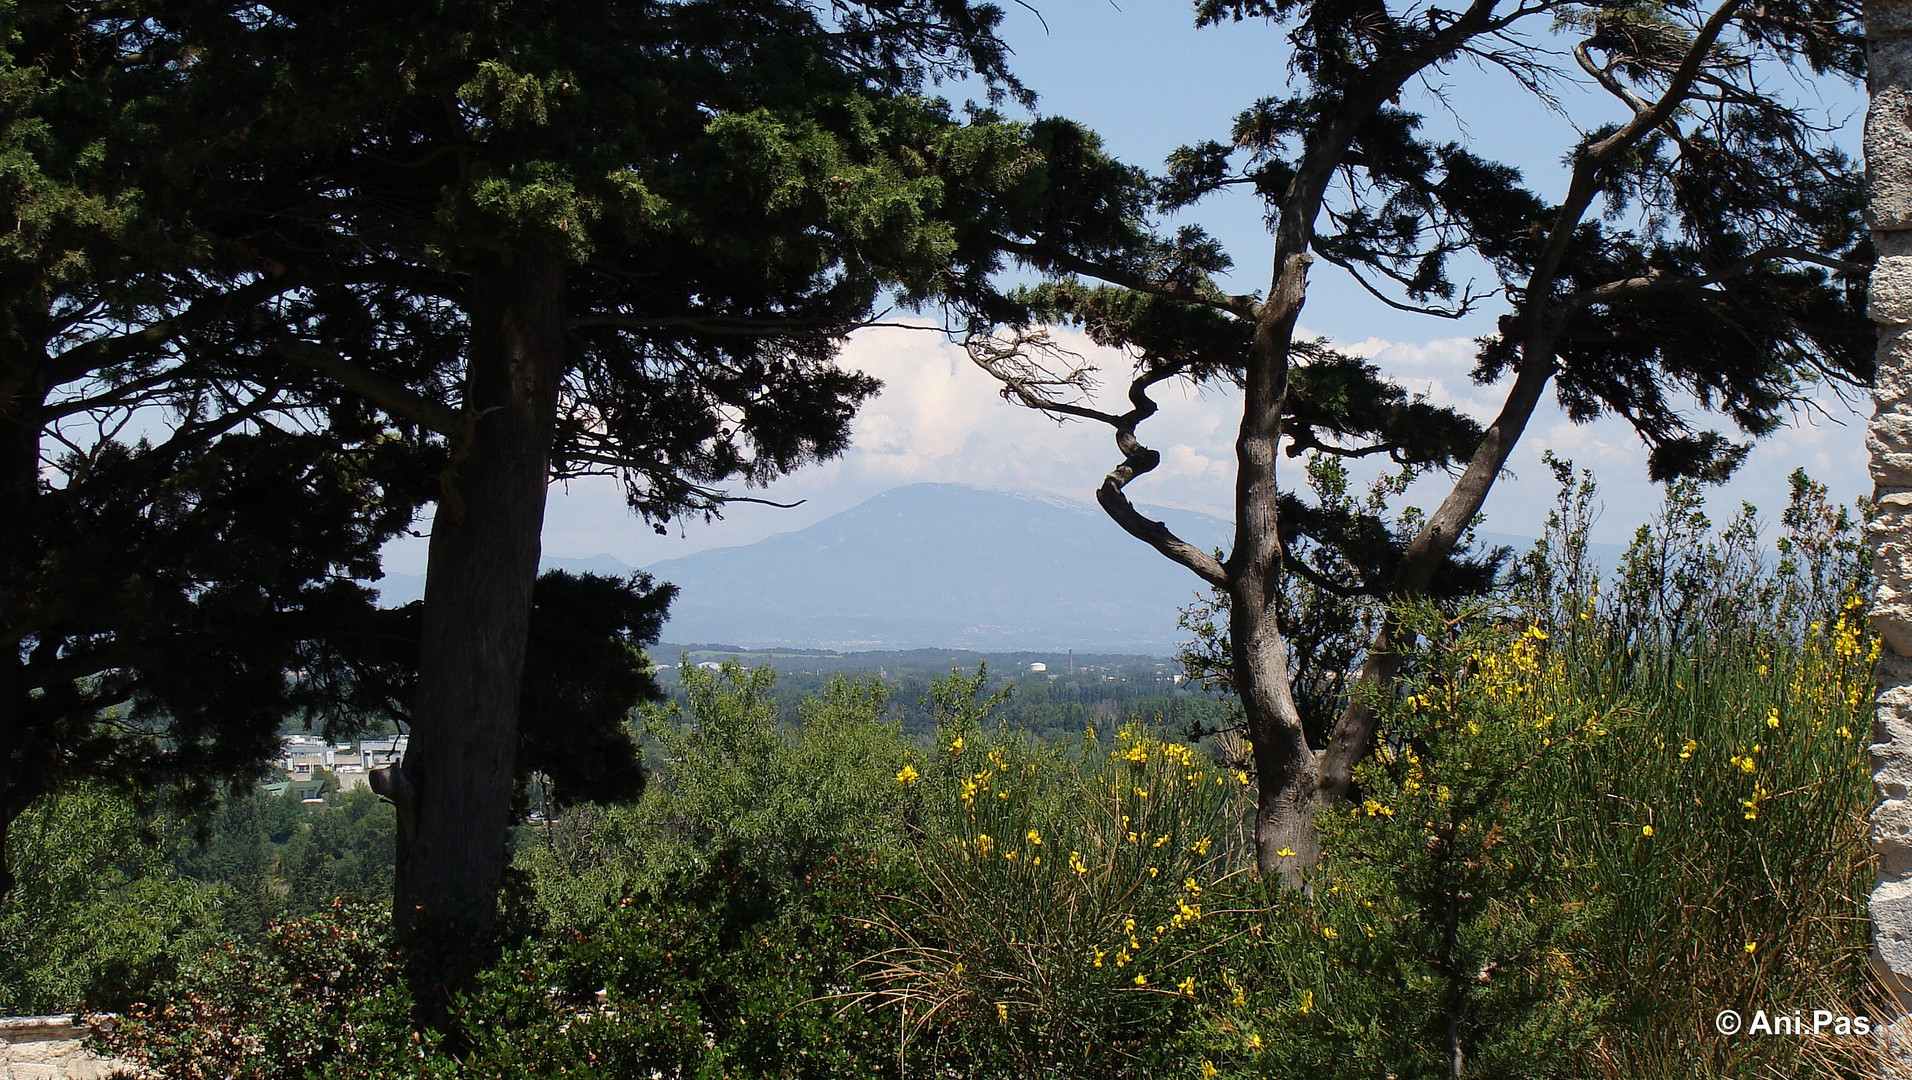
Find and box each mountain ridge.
[374,483,1609,654]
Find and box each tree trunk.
[1315,357,1557,803]
[395,239,565,1014]
[0,345,46,902]
[1233,253,1321,884]
[1864,0,1912,1013]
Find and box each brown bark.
[394,239,565,1010]
[1230,253,1320,883]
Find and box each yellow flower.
[1201,1061,1218,1079]
[1275,846,1297,858]
[1767,708,1780,729]
[1134,974,1149,986]
[1190,837,1213,856]
[1641,824,1654,837]
[1177,975,1197,996]
[947,735,964,754]
[1248,1032,1264,1049]
[996,1002,1008,1021]
[1069,850,1089,875]
[975,834,994,856]
[1026,828,1042,846]
[1679,739,1698,760]
[1321,927,1339,940]
[1299,989,1313,1015]
[1744,941,1758,955]
[894,763,920,786]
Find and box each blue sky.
[381,1,1874,577]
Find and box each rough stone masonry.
[1874,0,1912,1006]
[0,1017,131,1080]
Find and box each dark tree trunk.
[395,240,565,1015]
[0,344,46,902]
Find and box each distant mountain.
[370,484,1613,652]
[642,484,1235,654]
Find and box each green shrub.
[0,783,218,1014]
[520,663,915,927]
[856,705,1249,1078]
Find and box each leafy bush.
[0,783,218,1014]
[520,662,916,927]
[857,696,1250,1078]
[1185,468,1875,1080]
[62,470,1890,1080]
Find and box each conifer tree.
[141,0,1034,1010]
[967,0,1867,877]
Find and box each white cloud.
[371,322,1873,576]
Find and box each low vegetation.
[0,473,1881,1077]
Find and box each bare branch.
[567,313,948,336]
[1312,248,1495,319]
[989,235,1261,320]
[962,327,1123,424]
[1096,482,1230,589]
[1560,244,1869,319]
[276,339,470,441]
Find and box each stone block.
[1876,255,1912,324]
[1879,799,1912,879]
[1877,34,1912,94]
[1873,87,1912,231]
[1875,879,1912,976]
[1876,717,1912,795]
[1881,229,1912,260]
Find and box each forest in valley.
[1,0,1897,1076]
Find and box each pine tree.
[966,0,1867,877]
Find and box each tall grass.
[1515,467,1875,1076]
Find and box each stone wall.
[1877,0,1912,992]
[0,1017,134,1080]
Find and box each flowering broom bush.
[855,713,1250,1079]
